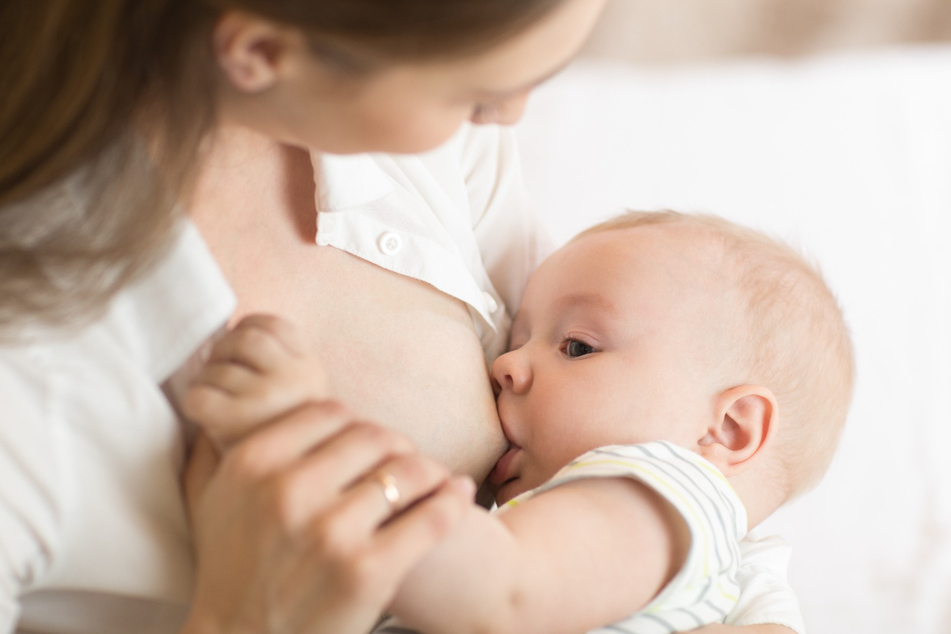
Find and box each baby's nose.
[491,350,532,394]
[490,375,503,398]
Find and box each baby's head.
[490,211,853,525]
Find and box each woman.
[0,1,798,633]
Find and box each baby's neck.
[730,467,788,531]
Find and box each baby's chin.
[494,477,532,506]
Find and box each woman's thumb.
[183,431,220,529]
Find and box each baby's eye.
[564,339,596,358]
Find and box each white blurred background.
[515,2,951,632]
[583,0,951,64]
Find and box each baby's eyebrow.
[554,292,621,320]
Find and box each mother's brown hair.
[0,0,562,337]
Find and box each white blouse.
[0,221,235,633]
[314,123,551,363]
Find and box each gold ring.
[373,471,401,512]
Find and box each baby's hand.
[183,314,328,449]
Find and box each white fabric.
[500,442,747,634]
[316,123,552,363]
[730,535,805,633]
[515,45,951,634]
[0,221,236,634]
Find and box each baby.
[185,210,854,634]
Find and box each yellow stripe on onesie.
[500,441,748,634]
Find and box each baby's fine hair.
[577,211,855,499]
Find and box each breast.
[189,139,508,482]
[231,243,508,482]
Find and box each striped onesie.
[376,440,747,634]
[500,440,748,633]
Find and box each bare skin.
[188,134,506,482]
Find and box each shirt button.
[483,291,499,313]
[378,232,403,255]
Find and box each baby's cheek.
[543,432,596,476]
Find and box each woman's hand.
[688,625,797,634]
[180,401,475,634]
[179,313,474,633]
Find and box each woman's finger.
[257,425,423,531]
[287,451,450,534]
[369,476,476,585]
[283,422,417,494]
[222,401,359,478]
[183,432,221,529]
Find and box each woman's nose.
[491,349,532,395]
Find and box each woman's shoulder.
[0,218,234,434]
[0,342,67,600]
[0,341,55,424]
[0,323,134,443]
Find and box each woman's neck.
[188,126,319,279]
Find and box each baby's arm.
[389,476,688,634]
[182,314,328,447]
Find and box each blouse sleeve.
[459,124,554,316]
[0,352,62,632]
[725,533,807,634]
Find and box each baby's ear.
[697,385,777,477]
